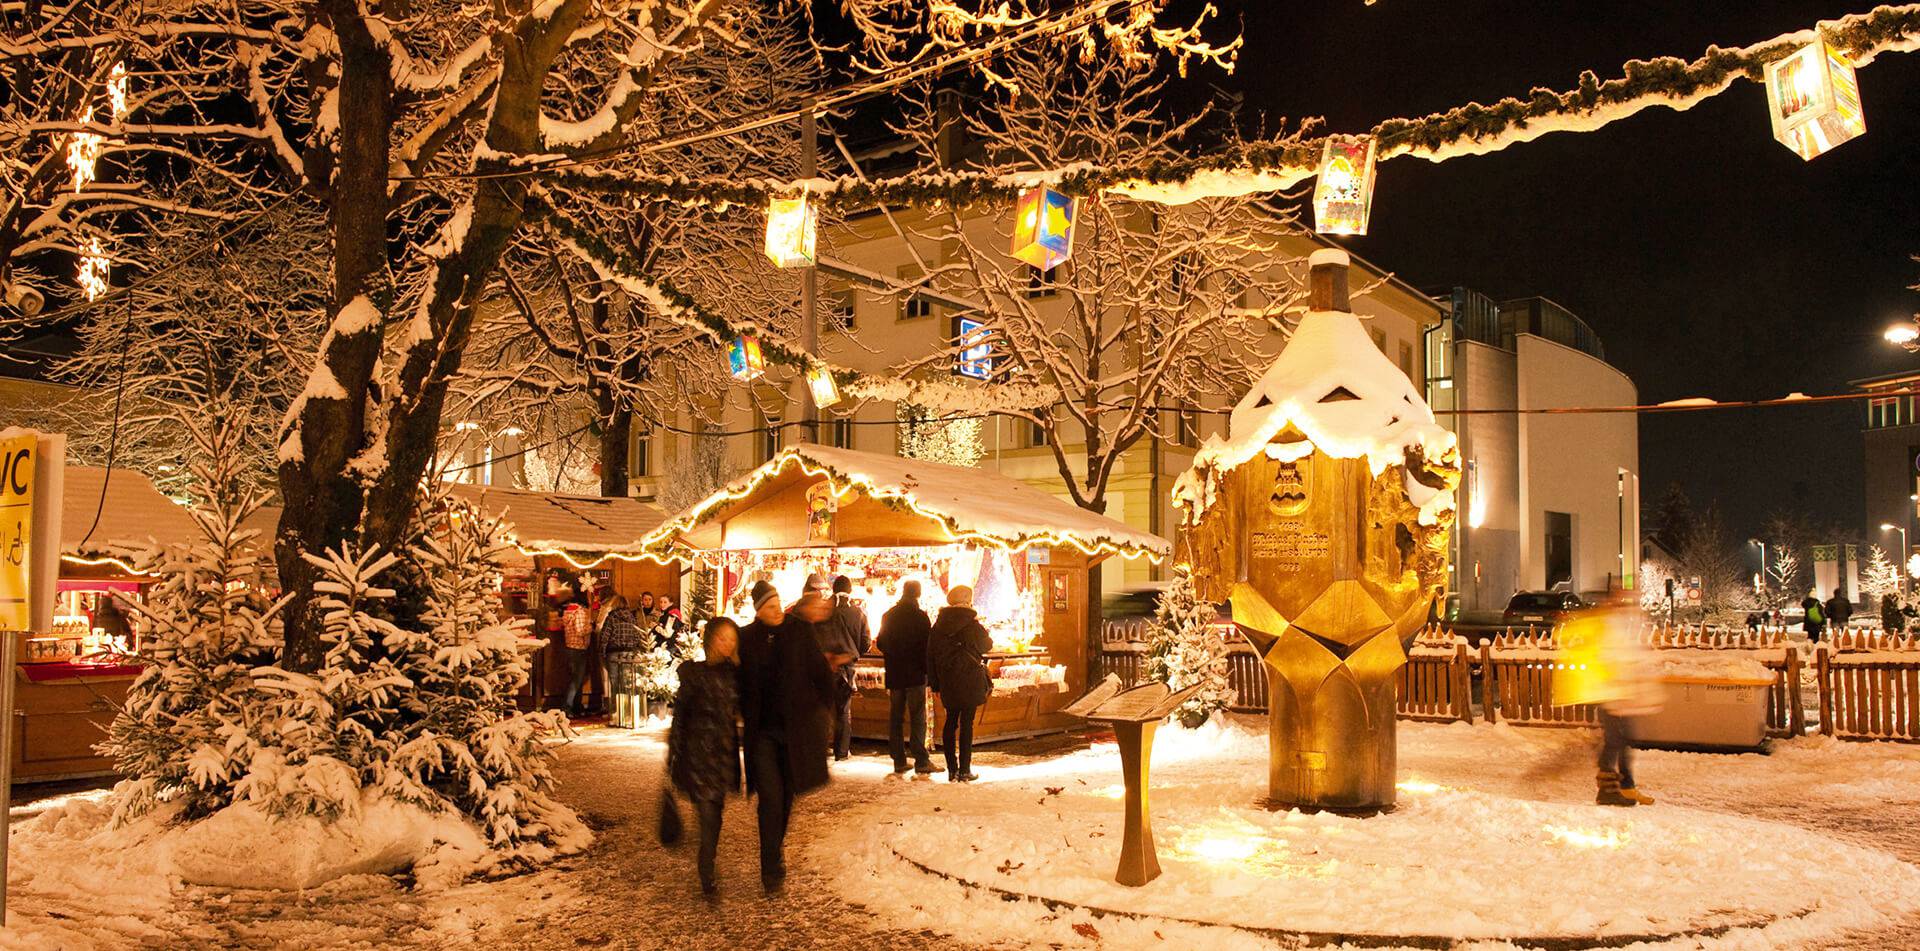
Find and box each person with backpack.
[1801,591,1826,644]
[928,585,992,783]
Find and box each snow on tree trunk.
[1145,567,1234,728]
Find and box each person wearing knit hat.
[927,584,991,783]
[804,572,829,594]
[734,577,850,893]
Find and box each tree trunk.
[599,398,631,497]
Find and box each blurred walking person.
[666,618,743,896]
[1554,600,1662,807]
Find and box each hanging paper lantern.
[1312,136,1377,236]
[727,334,765,381]
[1764,41,1866,160]
[764,196,817,267]
[1010,185,1075,270]
[806,364,840,409]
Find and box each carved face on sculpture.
[1226,436,1456,652]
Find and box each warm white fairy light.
[67,107,105,193]
[107,63,129,123]
[77,238,110,300]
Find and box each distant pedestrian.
[1826,589,1853,635]
[1801,591,1826,644]
[736,581,849,893]
[559,598,595,716]
[666,618,743,897]
[928,585,992,784]
[819,575,872,761]
[876,581,937,776]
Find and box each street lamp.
[1748,538,1767,598]
[1885,323,1920,349]
[1882,523,1909,597]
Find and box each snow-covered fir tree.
[1146,567,1234,728]
[1863,545,1901,605]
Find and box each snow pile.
[813,717,1920,947]
[1655,651,1775,682]
[1172,250,1456,525]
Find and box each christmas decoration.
[897,403,984,469]
[727,333,765,381]
[1010,185,1075,269]
[1172,249,1457,812]
[1765,41,1866,159]
[763,195,817,267]
[1864,544,1901,603]
[1146,568,1235,728]
[953,316,994,380]
[77,237,109,300]
[1311,136,1377,235]
[807,363,841,408]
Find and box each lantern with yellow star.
[764,196,817,267]
[806,364,841,409]
[1764,40,1866,160]
[728,334,766,381]
[1312,136,1378,236]
[1010,185,1075,270]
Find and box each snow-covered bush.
[102,416,587,876]
[1146,568,1234,728]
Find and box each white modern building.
[1428,289,1641,611]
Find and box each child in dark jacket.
[667,618,742,896]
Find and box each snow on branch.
[546,3,1920,208]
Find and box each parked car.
[1103,583,1171,621]
[1502,591,1585,628]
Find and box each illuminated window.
[824,414,853,449]
[1023,265,1061,299]
[898,265,932,320]
[828,287,856,333]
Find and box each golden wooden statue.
[1174,249,1458,813]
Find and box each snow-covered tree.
[1863,544,1901,605]
[896,403,984,468]
[1145,568,1232,728]
[1765,546,1801,613]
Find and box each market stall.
[644,445,1168,742]
[12,466,200,783]
[443,483,680,714]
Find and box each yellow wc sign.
[0,432,35,630]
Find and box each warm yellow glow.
[1395,778,1446,795]
[1543,824,1629,849]
[512,544,686,570]
[1885,324,1919,346]
[806,365,841,409]
[61,554,148,575]
[1186,836,1259,863]
[764,196,818,268]
[643,448,1167,564]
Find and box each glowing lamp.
[1312,136,1377,235]
[1010,186,1075,270]
[806,364,840,409]
[727,334,765,381]
[764,196,817,267]
[1764,41,1866,160]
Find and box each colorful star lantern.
[1010,185,1075,270]
[1764,41,1866,160]
[1312,136,1378,236]
[807,364,841,409]
[764,196,817,268]
[728,334,765,381]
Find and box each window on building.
[824,414,853,449]
[1022,265,1061,299]
[827,287,856,333]
[1398,340,1414,379]
[898,265,933,320]
[631,428,651,478]
[1026,413,1049,448]
[1369,327,1387,352]
[758,409,781,463]
[1166,403,1199,447]
[1544,511,1573,592]
[1868,395,1913,429]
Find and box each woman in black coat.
[928,585,993,783]
[667,618,742,895]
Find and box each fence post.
[1785,646,1806,737]
[1453,641,1472,724]
[1479,641,1497,724]
[1815,644,1833,737]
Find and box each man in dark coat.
[819,575,872,761]
[1826,588,1853,635]
[667,618,741,896]
[928,585,993,783]
[876,581,936,776]
[736,580,844,893]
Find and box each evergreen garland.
[538,4,1920,210]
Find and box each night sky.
[1216,1,1920,539]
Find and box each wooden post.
[1786,647,1806,737]
[0,628,15,920]
[1112,719,1161,887]
[1480,642,1497,723]
[1815,646,1833,737]
[1453,641,1472,724]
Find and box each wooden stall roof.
[443,482,673,563]
[647,444,1169,561]
[61,466,201,557]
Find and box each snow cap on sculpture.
[1178,248,1456,522]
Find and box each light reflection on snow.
[1543,824,1629,849]
[1166,816,1331,878]
[1395,778,1446,794]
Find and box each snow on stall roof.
[650,444,1169,559]
[60,467,200,556]
[443,483,668,557]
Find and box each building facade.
[1855,369,1920,567]
[1428,289,1641,611]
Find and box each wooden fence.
[1099,620,1828,738]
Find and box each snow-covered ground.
[6,717,1919,949]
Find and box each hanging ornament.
[66,106,105,194]
[1010,185,1075,270]
[806,364,841,409]
[1312,136,1377,235]
[764,196,817,267]
[727,334,765,381]
[1764,40,1866,160]
[77,237,109,300]
[106,63,129,123]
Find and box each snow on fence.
[1815,635,1920,743]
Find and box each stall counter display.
[10,630,140,782]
